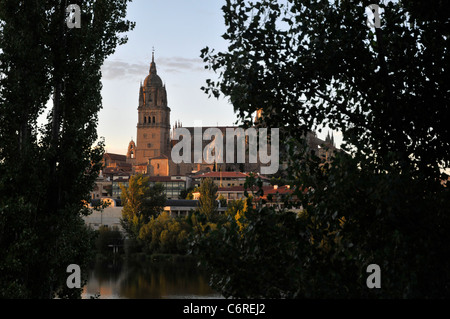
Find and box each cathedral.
[122,54,335,177]
[125,53,268,176]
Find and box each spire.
[139,83,145,105]
[150,48,157,75]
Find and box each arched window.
[153,116,156,124]
[144,116,147,124]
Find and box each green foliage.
[139,212,190,255]
[192,203,308,298]
[197,0,450,298]
[198,178,218,221]
[180,186,195,200]
[119,175,194,255]
[0,0,134,298]
[120,175,167,240]
[186,178,228,237]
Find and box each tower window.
[144,117,147,124]
[153,116,156,124]
[147,143,152,148]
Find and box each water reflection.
[82,257,222,299]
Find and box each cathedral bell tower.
[135,52,171,165]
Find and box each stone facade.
[135,52,171,166]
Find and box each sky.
[98,0,342,155]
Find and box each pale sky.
[97,0,342,155]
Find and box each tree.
[120,175,167,241]
[225,198,250,234]
[198,0,450,298]
[138,212,190,255]
[144,182,167,219]
[188,178,225,236]
[198,178,218,221]
[0,0,134,299]
[180,186,196,200]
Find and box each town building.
[148,175,191,199]
[191,171,268,188]
[163,199,227,218]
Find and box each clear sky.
[98,0,342,155]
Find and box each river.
[82,256,223,299]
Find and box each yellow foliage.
[226,198,250,234]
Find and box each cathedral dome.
[144,52,163,87]
[144,72,162,87]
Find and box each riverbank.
[126,252,198,263]
[83,252,220,299]
[93,250,200,266]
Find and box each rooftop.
[148,176,183,183]
[104,153,127,162]
[165,199,199,207]
[194,171,249,179]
